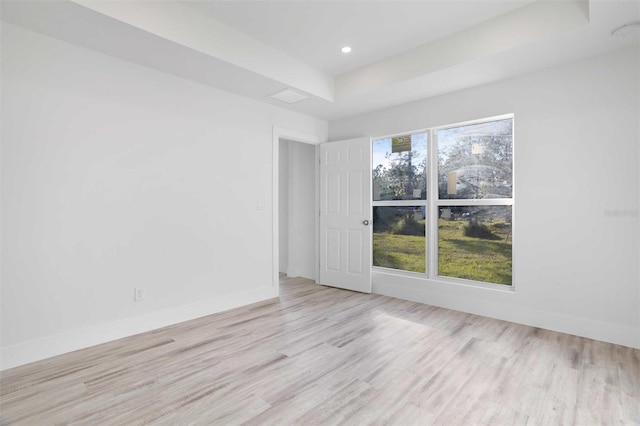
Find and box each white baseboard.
[373,274,640,349]
[0,286,278,371]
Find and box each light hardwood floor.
[1,276,639,425]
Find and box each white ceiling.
[182,0,537,75]
[2,0,639,122]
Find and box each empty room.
[1,0,639,424]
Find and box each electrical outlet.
[134,287,144,302]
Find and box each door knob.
[362,220,370,226]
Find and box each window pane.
[373,206,426,273]
[372,133,427,201]
[438,118,513,199]
[438,205,512,285]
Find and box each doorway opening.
[279,138,316,280]
[271,127,322,295]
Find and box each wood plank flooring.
[1,276,639,425]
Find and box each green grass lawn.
[438,219,512,285]
[373,219,512,285]
[373,233,426,273]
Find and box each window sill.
[371,267,516,293]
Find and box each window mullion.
[435,198,513,207]
[373,200,427,207]
[427,128,439,279]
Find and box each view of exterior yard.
[372,117,513,286]
[373,207,512,285]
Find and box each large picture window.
[372,115,514,286]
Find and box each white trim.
[315,143,320,283]
[432,113,515,132]
[370,113,514,145]
[372,200,428,207]
[435,198,514,206]
[271,127,324,292]
[372,271,640,349]
[372,265,515,293]
[0,286,278,371]
[428,128,439,279]
[431,273,516,292]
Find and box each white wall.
[0,23,327,370]
[278,140,290,274]
[286,141,316,280]
[330,47,640,348]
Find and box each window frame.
[371,113,515,290]
[371,130,429,275]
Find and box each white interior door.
[319,137,371,293]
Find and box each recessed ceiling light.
[341,46,352,54]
